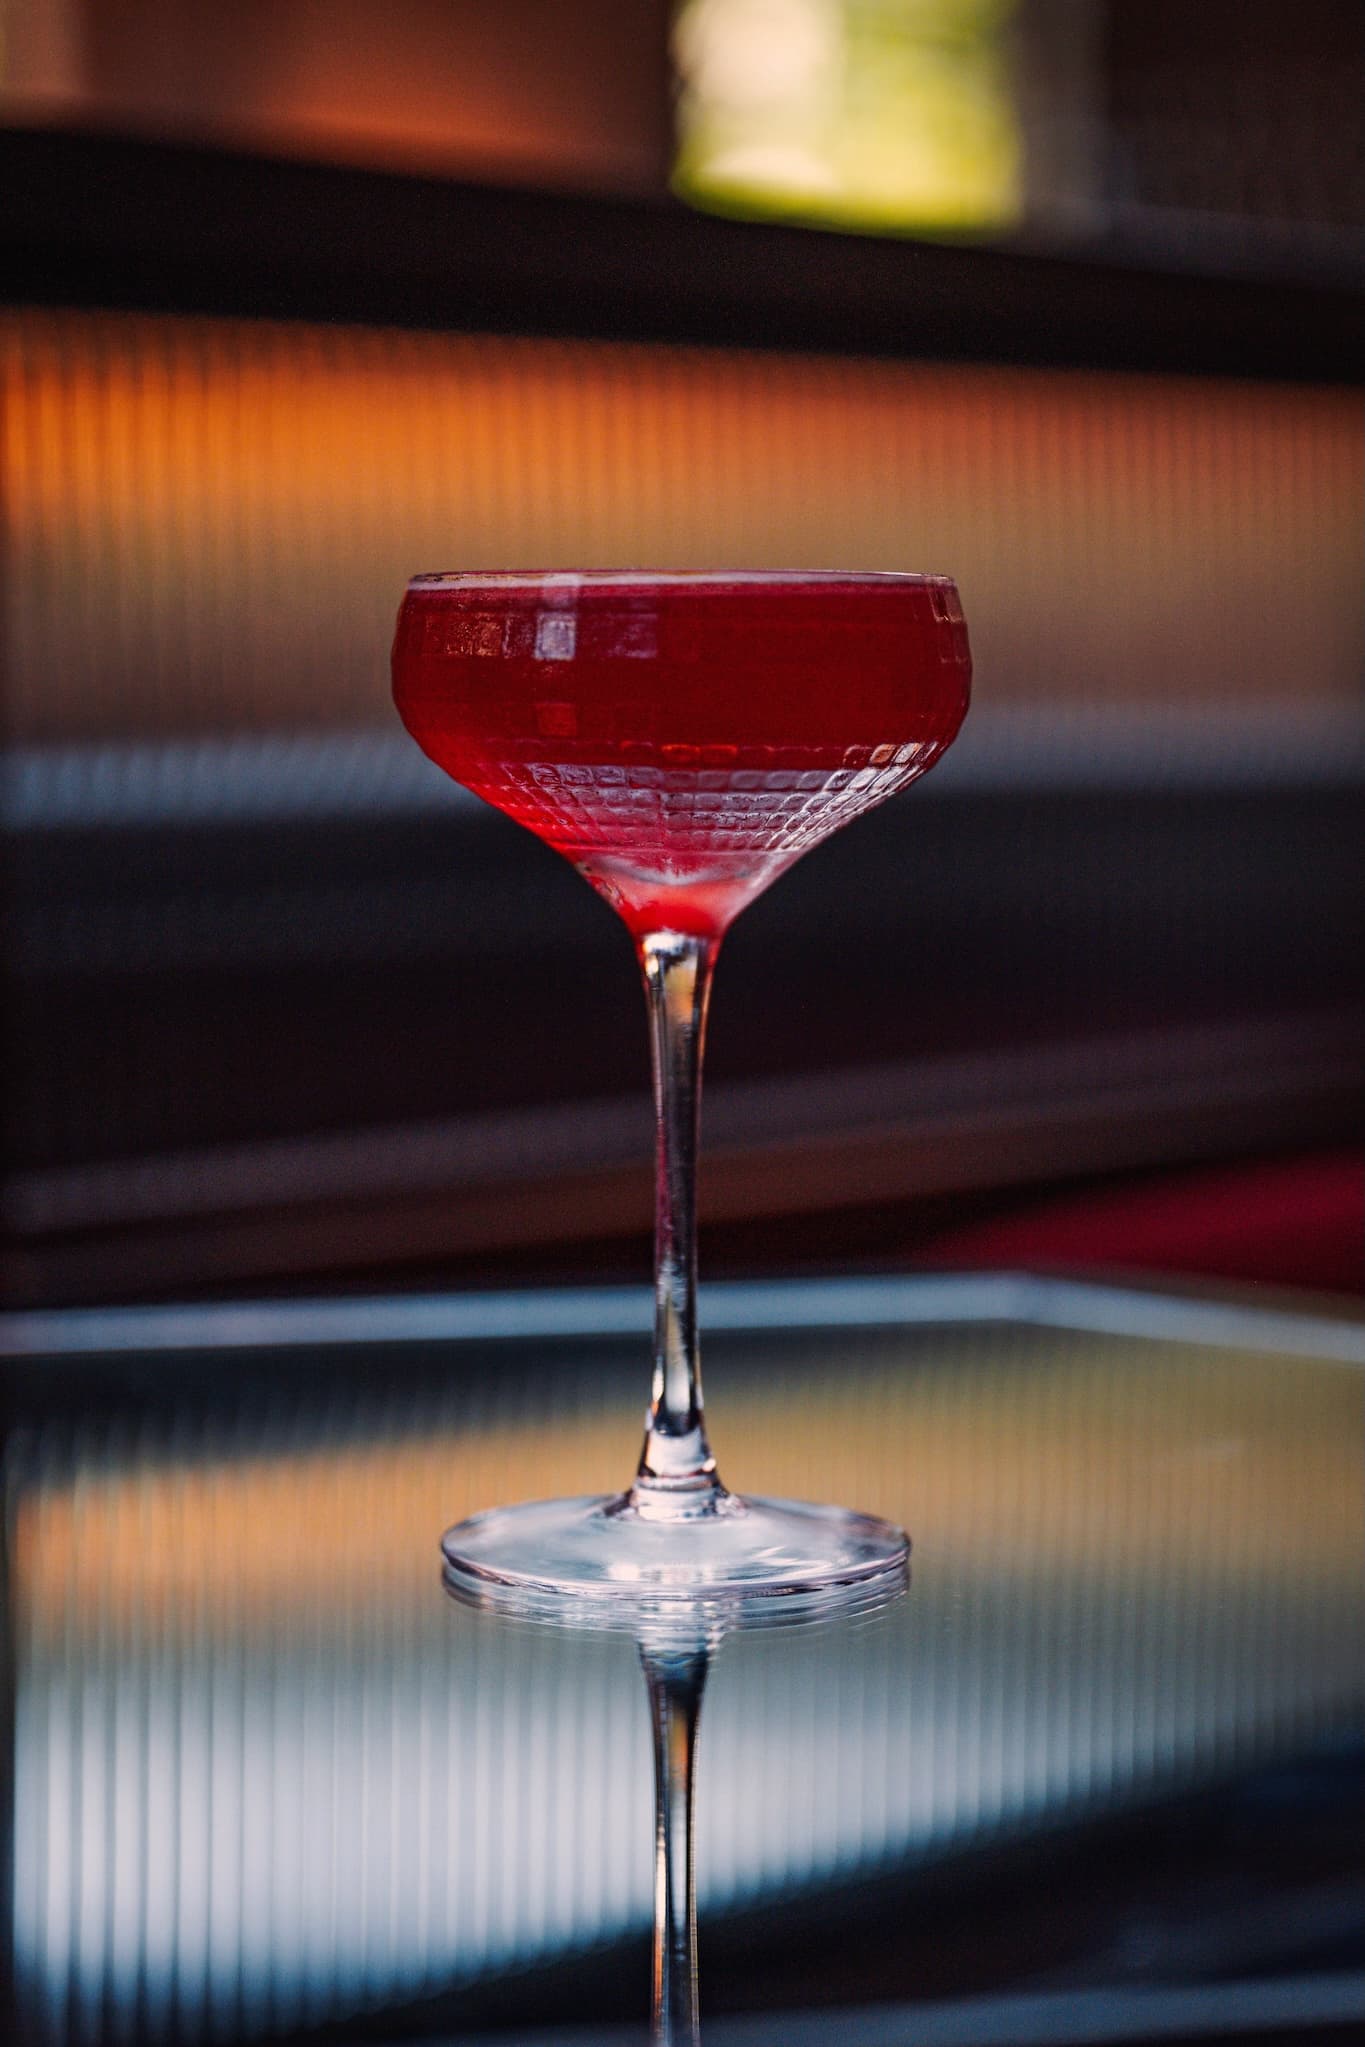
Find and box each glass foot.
[442,1490,908,1623]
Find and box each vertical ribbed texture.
[7,1319,1364,2041]
[2,310,1361,745]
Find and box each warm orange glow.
[2,309,1361,744]
[0,1,667,190]
[12,1340,1363,1631]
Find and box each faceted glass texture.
[392,571,970,938]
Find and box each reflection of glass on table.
[3,1276,1364,2044]
[445,1522,908,2045]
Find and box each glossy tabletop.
[3,1276,1364,2046]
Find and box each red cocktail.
[393,572,969,940]
[392,572,970,1607]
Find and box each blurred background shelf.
[3,124,1363,374]
[3,1,1363,1309]
[4,779,1362,1302]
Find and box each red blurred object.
[917,1153,1364,1298]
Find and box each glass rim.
[405,568,957,592]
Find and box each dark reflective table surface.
[4,1276,1364,2046]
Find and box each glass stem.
[641,1638,710,2047]
[633,931,725,1514]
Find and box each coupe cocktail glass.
[392,571,971,1603]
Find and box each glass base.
[441,1490,909,1625]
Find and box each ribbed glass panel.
[2,310,1360,747]
[8,1309,1364,2041]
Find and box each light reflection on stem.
[640,1636,711,2047]
[442,1564,908,2045]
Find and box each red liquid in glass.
[392,573,970,940]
